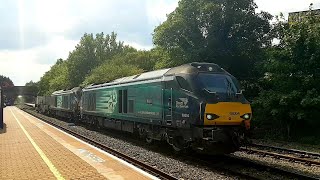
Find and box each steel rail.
[240,147,320,166]
[189,152,318,179]
[249,143,320,158]
[225,154,318,180]
[186,154,260,180]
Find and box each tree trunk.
[287,124,291,139]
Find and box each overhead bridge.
[2,86,38,104]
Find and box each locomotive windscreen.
[197,73,240,94]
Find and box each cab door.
[163,88,173,126]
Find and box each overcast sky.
[0,0,319,86]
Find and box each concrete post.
[0,87,3,129]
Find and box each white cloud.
[1,0,179,86]
[255,0,320,18]
[0,50,50,86]
[33,36,78,64]
[0,36,78,85]
[125,41,153,50]
[0,31,155,85]
[33,0,76,34]
[146,0,179,27]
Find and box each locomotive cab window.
[176,76,192,92]
[197,73,239,94]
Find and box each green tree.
[0,75,14,87]
[37,32,137,95]
[67,32,130,87]
[82,47,171,85]
[153,0,272,79]
[114,49,171,71]
[25,80,39,94]
[253,9,320,142]
[82,57,143,85]
[119,51,156,71]
[38,59,69,95]
[23,81,39,103]
[0,75,14,104]
[49,60,70,91]
[151,47,174,69]
[67,33,98,87]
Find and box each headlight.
[206,113,219,120]
[241,113,251,120]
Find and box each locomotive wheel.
[93,119,100,129]
[139,128,153,144]
[96,119,102,130]
[172,143,182,152]
[145,134,154,144]
[172,136,185,152]
[138,128,145,138]
[88,118,97,129]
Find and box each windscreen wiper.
[203,88,216,94]
[225,78,230,96]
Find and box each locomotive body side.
[81,71,166,137]
[50,87,81,120]
[79,63,252,153]
[36,96,52,114]
[37,63,252,154]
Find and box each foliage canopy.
[153,0,273,79]
[253,10,320,142]
[0,75,14,88]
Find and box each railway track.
[249,143,320,159]
[241,143,320,166]
[188,153,319,180]
[22,104,319,179]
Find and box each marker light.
[207,114,213,120]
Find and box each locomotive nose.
[204,102,252,128]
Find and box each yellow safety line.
[10,108,65,180]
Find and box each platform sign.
[0,87,3,129]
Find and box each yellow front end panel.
[204,102,251,126]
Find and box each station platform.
[0,106,157,180]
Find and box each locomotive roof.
[112,68,170,83]
[52,87,81,95]
[83,62,226,90]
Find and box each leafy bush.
[252,9,320,142]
